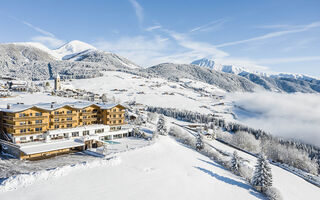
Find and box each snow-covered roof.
[20,139,84,155]
[0,104,35,113]
[0,101,125,113]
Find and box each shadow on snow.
[194,166,265,200]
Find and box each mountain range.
[0,40,320,93]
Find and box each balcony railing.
[50,113,77,117]
[2,115,47,121]
[106,111,125,115]
[50,120,77,124]
[3,122,48,128]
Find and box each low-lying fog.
[228,92,320,147]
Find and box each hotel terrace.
[0,101,132,160]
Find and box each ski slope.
[0,137,264,200]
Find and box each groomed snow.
[0,137,264,200]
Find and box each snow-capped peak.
[53,40,97,60]
[191,57,246,74]
[191,58,215,69]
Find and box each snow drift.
[0,156,121,192]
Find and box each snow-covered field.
[68,71,231,116]
[0,137,265,200]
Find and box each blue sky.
[0,0,320,76]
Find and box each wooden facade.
[0,103,126,141]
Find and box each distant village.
[0,75,111,103]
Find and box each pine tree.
[196,133,204,151]
[231,151,240,175]
[156,115,167,135]
[252,155,273,192]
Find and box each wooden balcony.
[50,113,77,117]
[80,112,100,116]
[50,120,77,124]
[81,118,100,121]
[106,111,125,115]
[2,115,47,121]
[3,122,48,128]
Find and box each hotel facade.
[0,101,132,160]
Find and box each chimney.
[7,104,11,109]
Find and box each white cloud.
[94,35,171,67]
[229,92,320,146]
[189,18,227,33]
[257,56,320,65]
[31,36,65,49]
[168,31,229,58]
[216,21,320,48]
[145,25,162,31]
[21,21,55,38]
[7,16,65,49]
[129,0,144,24]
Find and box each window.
[67,110,72,114]
[20,129,26,133]
[64,133,69,138]
[95,129,104,134]
[54,125,59,129]
[29,113,32,116]
[54,118,59,122]
[83,116,87,119]
[54,111,59,115]
[113,115,116,118]
[72,132,79,137]
[67,117,72,121]
[35,127,42,132]
[82,109,86,113]
[19,113,26,117]
[35,112,42,116]
[83,130,89,136]
[35,120,42,124]
[67,124,72,128]
[20,121,26,125]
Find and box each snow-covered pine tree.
[156,114,167,135]
[252,155,273,192]
[230,151,240,175]
[196,133,204,151]
[132,127,141,137]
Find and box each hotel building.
[0,101,132,160]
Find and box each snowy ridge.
[0,156,121,192]
[191,57,318,80]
